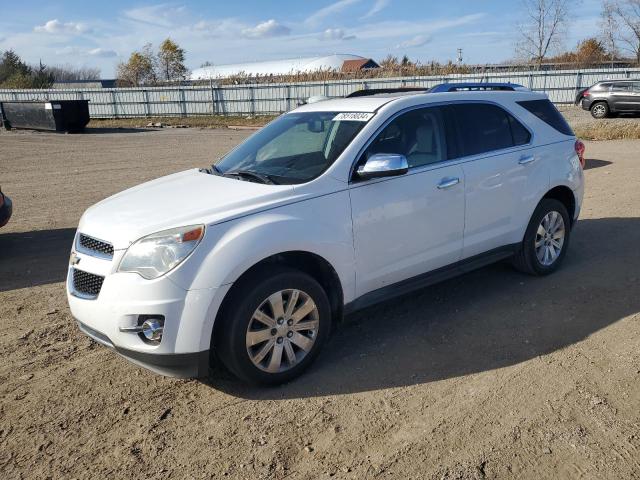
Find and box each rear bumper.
[580,98,593,111]
[77,320,210,377]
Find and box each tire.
[590,102,609,119]
[512,199,571,276]
[214,266,331,385]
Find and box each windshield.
[214,111,371,184]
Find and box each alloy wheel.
[592,104,606,118]
[245,289,319,373]
[535,211,566,266]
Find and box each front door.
[349,106,465,297]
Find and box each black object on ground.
[0,100,90,132]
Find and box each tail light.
[582,90,590,97]
[575,140,585,168]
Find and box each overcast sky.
[1,0,604,77]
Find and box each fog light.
[141,318,163,342]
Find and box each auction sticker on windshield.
[332,112,374,122]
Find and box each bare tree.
[600,1,619,65]
[609,0,640,63]
[47,64,101,82]
[516,0,573,68]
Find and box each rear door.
[448,102,543,259]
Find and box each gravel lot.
[1,127,639,479]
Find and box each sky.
[0,0,606,77]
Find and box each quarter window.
[517,99,574,136]
[362,106,448,169]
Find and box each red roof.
[341,59,379,72]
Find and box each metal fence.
[1,67,638,118]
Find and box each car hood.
[78,169,297,250]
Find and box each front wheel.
[512,199,571,276]
[215,267,331,385]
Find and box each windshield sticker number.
[332,112,374,122]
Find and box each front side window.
[215,111,370,184]
[361,106,448,169]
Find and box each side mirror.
[356,153,409,180]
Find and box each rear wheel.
[512,199,571,276]
[590,102,609,119]
[215,267,331,385]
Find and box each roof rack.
[346,87,429,98]
[428,82,527,92]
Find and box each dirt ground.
[0,126,639,480]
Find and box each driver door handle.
[437,177,460,189]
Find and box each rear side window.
[517,99,574,136]
[612,83,633,92]
[449,103,528,157]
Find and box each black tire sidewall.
[217,267,331,385]
[522,199,571,275]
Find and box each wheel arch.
[542,185,576,226]
[590,100,610,115]
[211,250,345,350]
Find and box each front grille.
[72,268,104,298]
[78,233,114,258]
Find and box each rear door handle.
[519,155,536,165]
[437,177,460,189]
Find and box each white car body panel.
[67,89,585,377]
[350,164,465,295]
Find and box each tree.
[0,49,31,84]
[0,50,54,88]
[47,64,101,82]
[600,1,619,65]
[157,38,188,82]
[516,0,573,68]
[608,0,640,63]
[116,44,156,86]
[31,61,55,88]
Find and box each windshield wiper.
[223,169,278,185]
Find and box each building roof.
[341,58,379,72]
[52,79,117,89]
[190,54,372,80]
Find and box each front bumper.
[77,321,210,377]
[66,246,230,378]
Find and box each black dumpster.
[0,100,90,132]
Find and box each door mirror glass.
[357,153,408,179]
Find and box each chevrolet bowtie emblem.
[69,252,81,266]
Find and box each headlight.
[118,225,204,279]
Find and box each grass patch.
[573,121,640,141]
[88,115,276,129]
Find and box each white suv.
[67,88,585,385]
